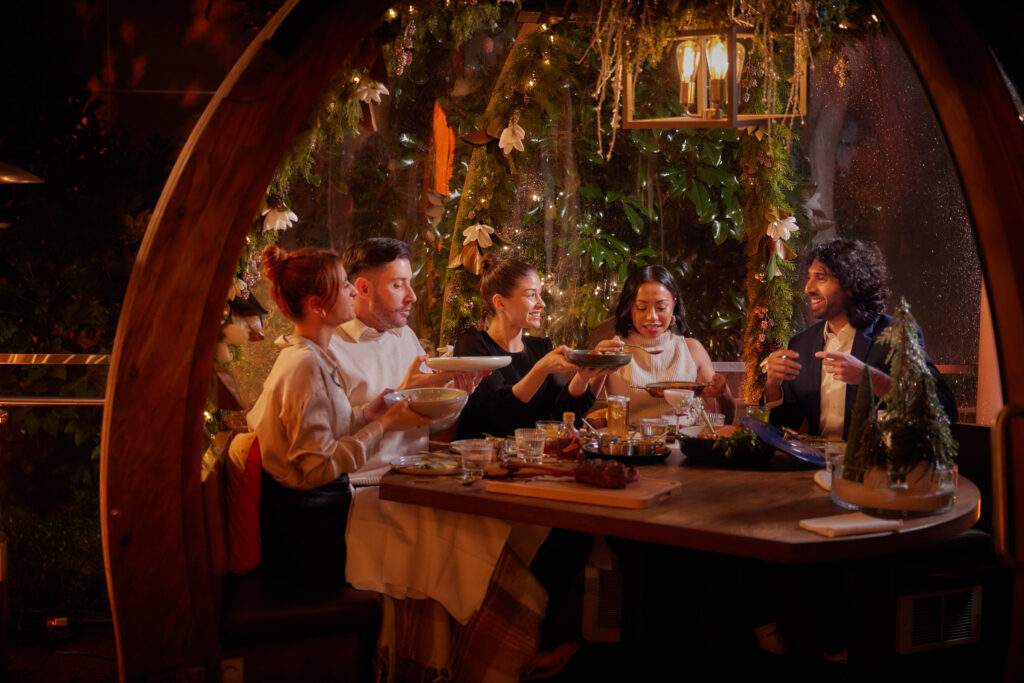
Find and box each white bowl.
[383,387,469,432]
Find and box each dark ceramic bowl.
[679,434,774,468]
[565,349,632,369]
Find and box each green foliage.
[844,363,886,473]
[878,298,957,471]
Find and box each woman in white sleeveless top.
[603,265,734,422]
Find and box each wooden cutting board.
[484,477,681,509]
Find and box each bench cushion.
[227,433,263,574]
[221,571,382,645]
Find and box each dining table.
[379,448,980,564]
[379,446,981,675]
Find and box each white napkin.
[813,470,832,491]
[345,487,512,624]
[799,511,902,537]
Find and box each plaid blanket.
[376,547,548,683]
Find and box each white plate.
[425,356,511,371]
[390,454,462,475]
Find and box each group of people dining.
[243,235,956,680]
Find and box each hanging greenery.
[236,0,871,365]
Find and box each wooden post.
[99,0,389,679]
[879,1,1024,679]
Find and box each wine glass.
[663,389,695,433]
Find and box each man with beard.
[331,237,482,477]
[763,238,957,439]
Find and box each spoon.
[622,343,663,356]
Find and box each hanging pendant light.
[624,25,805,129]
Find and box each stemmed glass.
[663,389,695,433]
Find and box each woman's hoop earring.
[319,310,327,319]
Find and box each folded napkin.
[799,511,902,537]
[813,470,832,491]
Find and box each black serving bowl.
[679,433,774,468]
[565,349,632,369]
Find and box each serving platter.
[424,356,512,371]
[737,417,826,466]
[581,441,671,465]
[390,453,463,475]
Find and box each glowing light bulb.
[707,37,729,80]
[676,40,699,81]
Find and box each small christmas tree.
[843,364,886,481]
[878,298,957,474]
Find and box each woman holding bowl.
[246,244,430,579]
[601,265,734,424]
[454,253,618,440]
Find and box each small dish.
[390,454,463,476]
[424,356,512,372]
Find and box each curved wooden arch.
[875,12,1024,674]
[102,0,1024,679]
[99,0,388,678]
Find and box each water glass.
[515,428,547,464]
[740,403,770,423]
[607,395,631,438]
[821,441,846,475]
[639,417,669,439]
[707,412,726,430]
[459,439,493,480]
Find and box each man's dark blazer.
[768,314,958,438]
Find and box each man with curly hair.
[763,238,957,438]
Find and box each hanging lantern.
[624,26,805,129]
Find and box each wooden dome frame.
[100,0,1024,679]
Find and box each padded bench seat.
[204,447,382,682]
[222,571,381,646]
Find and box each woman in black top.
[454,255,616,665]
[455,255,616,438]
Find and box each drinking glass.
[515,428,547,464]
[663,389,695,432]
[740,403,770,423]
[639,417,669,439]
[607,395,630,438]
[821,441,846,475]
[459,439,493,481]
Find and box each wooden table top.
[379,451,981,564]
